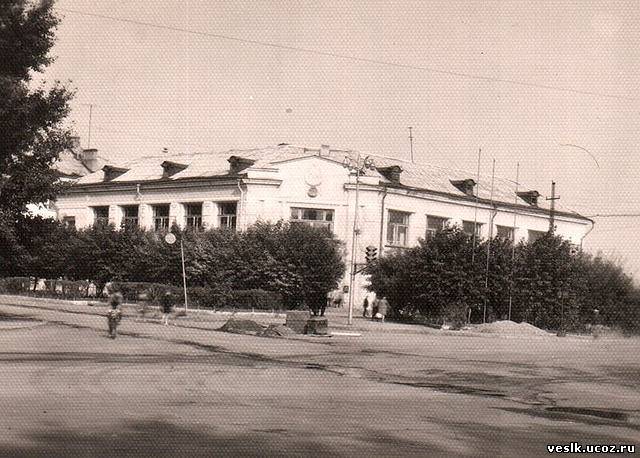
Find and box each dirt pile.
[219,319,296,338]
[219,319,266,335]
[474,320,551,337]
[260,324,297,337]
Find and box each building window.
[462,220,483,237]
[93,206,109,226]
[496,225,515,241]
[62,216,76,229]
[528,229,546,243]
[426,215,448,238]
[153,204,170,231]
[218,202,237,230]
[290,207,334,232]
[387,210,410,246]
[122,205,139,229]
[184,203,203,230]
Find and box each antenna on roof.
[81,103,96,148]
[408,127,414,163]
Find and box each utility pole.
[546,181,560,233]
[343,154,376,325]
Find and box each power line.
[587,213,640,218]
[57,7,635,102]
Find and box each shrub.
[0,277,31,294]
[228,289,283,310]
[187,286,230,310]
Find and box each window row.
[386,211,533,247]
[91,202,237,230]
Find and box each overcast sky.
[44,0,640,277]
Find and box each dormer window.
[377,165,403,184]
[102,165,129,182]
[161,161,188,179]
[228,156,255,174]
[517,190,541,206]
[450,178,476,197]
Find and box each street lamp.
[164,232,188,314]
[342,153,376,325]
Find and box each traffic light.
[365,245,378,264]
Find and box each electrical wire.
[56,7,635,102]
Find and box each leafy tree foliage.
[368,228,640,332]
[2,221,345,311]
[0,0,73,216]
[0,1,73,274]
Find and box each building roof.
[74,144,585,218]
[53,149,92,178]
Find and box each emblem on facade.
[305,170,322,198]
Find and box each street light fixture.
[342,153,376,325]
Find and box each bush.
[0,277,31,294]
[188,286,230,310]
[228,289,283,310]
[108,281,181,304]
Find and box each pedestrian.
[106,292,123,339]
[375,296,389,323]
[362,297,369,317]
[160,290,174,326]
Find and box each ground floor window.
[426,215,449,238]
[218,202,237,229]
[496,225,515,241]
[290,207,334,232]
[528,229,546,243]
[184,203,203,230]
[153,204,170,231]
[62,216,76,229]
[387,210,410,246]
[462,220,483,237]
[122,205,139,229]
[93,206,109,226]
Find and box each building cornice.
[345,182,592,224]
[61,175,243,194]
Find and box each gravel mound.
[260,324,296,337]
[219,319,266,335]
[475,320,551,337]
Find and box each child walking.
[107,292,123,339]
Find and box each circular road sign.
[164,233,176,245]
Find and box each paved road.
[0,296,638,457]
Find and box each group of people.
[105,289,175,339]
[363,294,389,322]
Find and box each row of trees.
[367,227,640,333]
[0,218,345,311]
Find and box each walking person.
[160,290,174,326]
[106,292,123,339]
[375,296,389,323]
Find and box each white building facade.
[54,144,593,310]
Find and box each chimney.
[82,148,100,172]
[320,144,330,157]
[227,156,256,174]
[377,165,403,184]
[517,190,541,206]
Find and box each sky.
[42,0,640,277]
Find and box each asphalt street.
[0,295,638,457]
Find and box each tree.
[0,1,74,263]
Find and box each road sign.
[164,233,176,244]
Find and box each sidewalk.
[0,293,443,337]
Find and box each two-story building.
[54,143,593,309]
